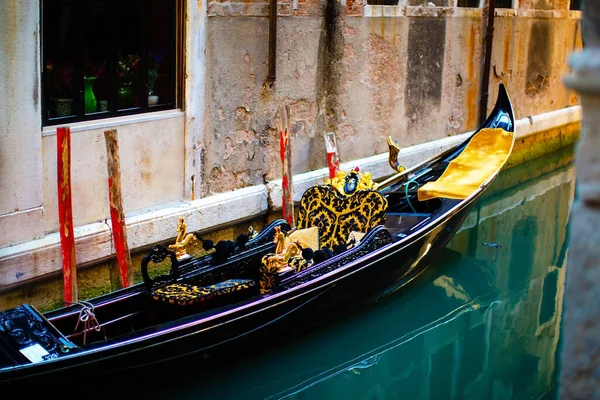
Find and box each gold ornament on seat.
[387,136,406,173]
[265,226,302,273]
[247,226,258,239]
[168,217,200,260]
[325,166,378,197]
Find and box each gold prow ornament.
[387,136,406,173]
[168,217,200,260]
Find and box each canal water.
[149,145,575,400]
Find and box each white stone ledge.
[0,105,582,290]
[515,105,581,137]
[42,110,185,137]
[0,185,267,289]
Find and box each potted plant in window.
[46,60,74,117]
[117,53,139,109]
[147,51,165,106]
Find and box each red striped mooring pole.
[104,129,133,288]
[278,105,294,227]
[324,132,339,179]
[57,127,78,303]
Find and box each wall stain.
[313,0,344,169]
[405,18,446,134]
[465,23,477,129]
[316,0,343,129]
[526,20,554,97]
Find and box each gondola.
[0,83,514,387]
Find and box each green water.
[151,145,575,400]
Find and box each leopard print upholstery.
[297,186,387,250]
[151,279,255,306]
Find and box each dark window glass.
[367,0,398,4]
[570,0,581,10]
[496,0,513,8]
[457,0,480,7]
[539,270,559,326]
[42,0,179,126]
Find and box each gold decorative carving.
[247,226,258,239]
[325,166,378,197]
[168,217,199,260]
[265,226,301,272]
[387,136,406,173]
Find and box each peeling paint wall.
[488,13,582,118]
[0,0,582,254]
[204,6,582,195]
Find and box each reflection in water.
[148,146,574,400]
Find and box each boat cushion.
[287,226,320,251]
[417,128,514,201]
[297,186,387,250]
[151,278,255,306]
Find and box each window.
[495,0,513,7]
[570,0,581,10]
[368,0,398,5]
[457,0,480,7]
[42,0,181,126]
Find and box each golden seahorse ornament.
[168,217,199,260]
[387,136,406,173]
[266,226,301,272]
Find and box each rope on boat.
[404,179,419,213]
[67,300,101,345]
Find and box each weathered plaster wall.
[487,12,582,118]
[41,116,185,234]
[0,2,44,247]
[204,5,581,195]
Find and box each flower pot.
[51,98,74,117]
[148,95,159,106]
[117,85,134,109]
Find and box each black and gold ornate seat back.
[297,167,388,250]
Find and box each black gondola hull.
[0,83,515,387]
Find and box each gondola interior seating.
[141,245,255,306]
[296,168,388,249]
[259,168,388,292]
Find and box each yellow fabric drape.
[417,128,514,201]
